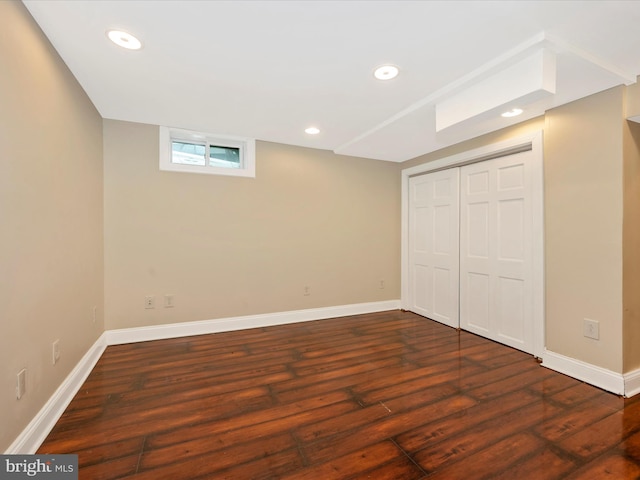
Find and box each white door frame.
[401,131,545,358]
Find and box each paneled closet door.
[459,150,534,353]
[408,168,460,329]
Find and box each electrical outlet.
[303,286,311,296]
[379,280,385,289]
[164,294,174,308]
[145,295,155,309]
[16,369,26,400]
[92,306,97,323]
[52,339,60,365]
[584,318,600,340]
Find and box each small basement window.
[159,126,255,177]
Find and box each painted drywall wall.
[544,87,624,373]
[628,78,640,120]
[0,1,104,451]
[623,91,640,372]
[103,120,400,330]
[402,87,626,374]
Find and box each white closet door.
[460,151,534,353]
[408,169,460,328]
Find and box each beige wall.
[628,78,640,120]
[402,87,626,374]
[0,1,104,451]
[103,120,400,330]
[544,87,624,373]
[623,83,640,371]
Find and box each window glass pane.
[171,141,206,166]
[209,145,241,169]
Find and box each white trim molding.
[106,300,401,345]
[542,349,625,396]
[6,333,108,454]
[624,368,640,398]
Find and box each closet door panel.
[408,169,460,328]
[460,151,534,353]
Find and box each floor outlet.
[52,339,60,365]
[16,369,26,400]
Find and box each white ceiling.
[23,0,640,162]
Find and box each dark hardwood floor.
[38,310,640,479]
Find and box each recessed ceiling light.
[374,65,399,81]
[107,30,142,50]
[305,127,320,135]
[501,108,523,118]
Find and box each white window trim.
[159,126,256,178]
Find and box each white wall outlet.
[584,318,600,340]
[164,294,174,308]
[16,369,26,400]
[303,286,311,296]
[145,295,155,309]
[52,339,60,365]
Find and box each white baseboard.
[624,368,640,398]
[106,300,401,345]
[541,349,625,396]
[7,300,400,453]
[6,333,108,454]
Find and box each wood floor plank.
[280,441,404,480]
[421,432,545,479]
[340,357,476,401]
[394,389,544,453]
[410,399,563,471]
[141,365,293,393]
[535,396,622,442]
[466,361,558,400]
[36,310,640,479]
[132,447,304,480]
[296,383,460,444]
[347,454,425,480]
[454,356,539,390]
[486,447,577,480]
[564,453,640,479]
[527,371,584,397]
[548,381,612,407]
[138,432,298,476]
[78,454,141,480]
[39,386,275,452]
[99,381,272,414]
[268,356,401,396]
[301,395,477,464]
[272,366,404,405]
[358,363,485,404]
[558,400,640,459]
[622,428,640,461]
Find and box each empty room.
[2,0,640,478]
